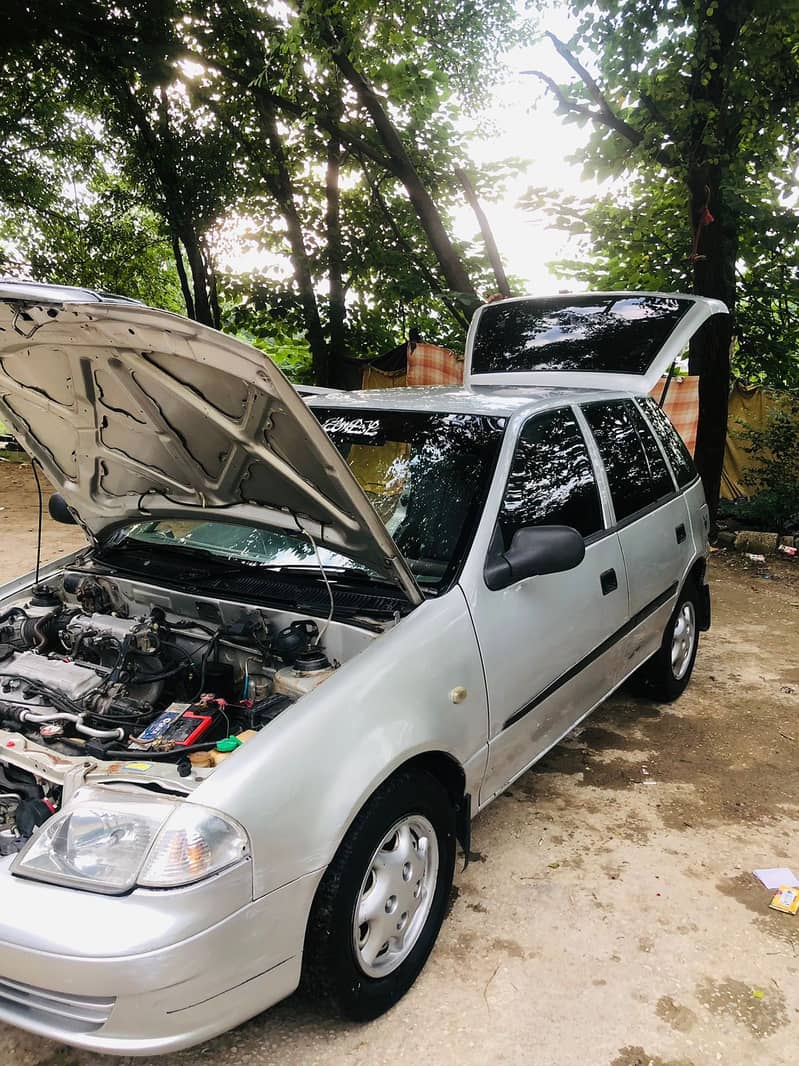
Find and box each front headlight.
[11,787,249,894]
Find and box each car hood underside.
[0,283,421,603]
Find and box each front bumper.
[0,859,322,1055]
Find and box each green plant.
[232,327,314,385]
[736,399,799,533]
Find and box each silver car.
[0,283,724,1054]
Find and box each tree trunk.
[687,169,737,524]
[329,45,478,304]
[361,165,471,330]
[255,97,330,385]
[206,9,331,382]
[171,233,195,319]
[106,76,214,327]
[179,225,214,327]
[200,234,222,330]
[455,167,512,298]
[684,5,746,523]
[326,130,347,379]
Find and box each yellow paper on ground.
[770,886,799,914]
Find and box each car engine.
[0,577,342,854]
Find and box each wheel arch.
[399,750,470,859]
[683,555,710,630]
[347,750,470,868]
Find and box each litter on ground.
[769,887,799,915]
[753,867,799,890]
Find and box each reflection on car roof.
[307,384,628,419]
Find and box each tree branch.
[455,166,512,298]
[545,31,610,115]
[526,33,679,170]
[525,69,601,124]
[640,91,676,141]
[173,47,397,175]
[357,159,471,330]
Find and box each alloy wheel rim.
[671,601,696,680]
[353,814,439,978]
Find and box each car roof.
[306,383,630,419]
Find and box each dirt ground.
[1,457,799,1066]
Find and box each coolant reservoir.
[273,649,335,699]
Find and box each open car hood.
[0,282,422,604]
[465,291,728,393]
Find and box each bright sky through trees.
[451,8,595,293]
[217,5,597,295]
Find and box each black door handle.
[600,568,618,595]
[676,523,687,544]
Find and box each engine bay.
[0,570,376,856]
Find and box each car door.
[581,398,692,677]
[470,406,629,806]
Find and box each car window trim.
[496,404,606,543]
[571,403,615,530]
[583,489,681,544]
[580,398,678,525]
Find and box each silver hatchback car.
[0,284,724,1054]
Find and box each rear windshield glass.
[471,295,694,376]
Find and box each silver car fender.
[191,586,489,899]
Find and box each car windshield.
[316,408,505,588]
[105,409,505,593]
[106,520,377,574]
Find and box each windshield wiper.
[94,541,257,581]
[256,563,387,584]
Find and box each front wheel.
[301,769,456,1021]
[635,583,700,701]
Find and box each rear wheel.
[636,583,700,701]
[301,770,456,1020]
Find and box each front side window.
[637,396,697,488]
[499,407,603,546]
[583,400,674,522]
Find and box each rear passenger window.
[500,407,603,544]
[637,396,698,488]
[583,400,674,522]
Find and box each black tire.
[301,769,456,1021]
[635,581,700,702]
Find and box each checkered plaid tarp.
[406,342,464,386]
[649,376,699,455]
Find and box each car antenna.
[30,458,43,587]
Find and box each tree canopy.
[527,0,799,514]
[3,0,799,517]
[1,0,526,383]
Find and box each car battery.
[130,702,222,750]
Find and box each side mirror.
[484,524,585,591]
[48,493,77,525]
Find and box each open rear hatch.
[0,282,421,604]
[465,291,728,393]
